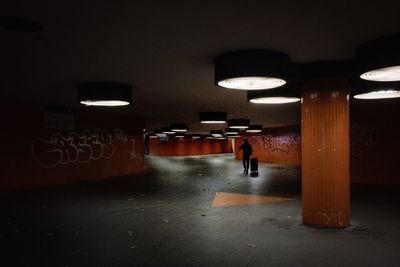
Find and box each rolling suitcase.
[250,157,258,176]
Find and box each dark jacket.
[239,141,252,158]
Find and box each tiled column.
[301,78,350,228]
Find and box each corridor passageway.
[2,154,399,266]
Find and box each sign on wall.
[44,106,75,130]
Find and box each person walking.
[238,138,253,174]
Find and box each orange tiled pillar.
[301,78,350,228]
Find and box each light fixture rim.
[215,49,290,90]
[199,112,227,123]
[228,119,250,129]
[78,81,132,106]
[355,33,400,80]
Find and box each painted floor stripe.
[212,192,295,207]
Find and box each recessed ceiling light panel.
[215,49,290,90]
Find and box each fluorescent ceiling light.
[354,90,400,99]
[360,66,400,82]
[246,125,263,133]
[215,49,290,90]
[249,97,300,104]
[228,119,250,129]
[199,112,227,124]
[218,77,286,90]
[78,81,132,107]
[80,100,130,106]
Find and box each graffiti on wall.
[31,128,136,168]
[262,134,300,154]
[350,125,379,157]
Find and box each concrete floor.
[1,154,400,267]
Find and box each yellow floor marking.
[212,192,295,207]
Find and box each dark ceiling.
[1,0,400,133]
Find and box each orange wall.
[232,101,400,186]
[0,101,145,192]
[149,137,232,156]
[234,126,301,165]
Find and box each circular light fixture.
[0,16,42,32]
[354,90,400,99]
[218,77,286,90]
[78,81,132,107]
[356,34,400,82]
[155,129,167,138]
[246,125,263,133]
[351,79,400,100]
[161,127,176,134]
[210,130,224,138]
[175,133,185,138]
[170,123,188,132]
[251,97,300,104]
[199,112,227,124]
[215,49,290,90]
[148,133,158,139]
[248,83,300,104]
[206,135,215,139]
[228,119,250,129]
[360,66,400,82]
[225,128,239,135]
[227,135,241,139]
[191,134,202,140]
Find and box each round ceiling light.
[170,123,188,132]
[225,128,239,135]
[175,133,185,138]
[199,112,227,124]
[360,66,400,82]
[210,130,224,138]
[148,133,158,139]
[246,125,263,133]
[351,79,400,100]
[78,81,132,107]
[354,90,400,99]
[155,129,167,138]
[191,134,202,140]
[228,119,250,129]
[161,127,176,134]
[215,49,290,90]
[356,34,400,82]
[248,83,300,104]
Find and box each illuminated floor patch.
[212,192,295,207]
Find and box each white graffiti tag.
[262,134,300,154]
[318,212,343,226]
[31,129,116,168]
[350,125,379,157]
